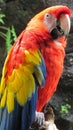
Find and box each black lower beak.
[50,26,64,39]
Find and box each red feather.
[36,5,71,111]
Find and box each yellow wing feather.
[6,90,14,112]
[0,48,13,94]
[0,49,44,113]
[0,88,7,107]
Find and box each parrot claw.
[35,111,45,125]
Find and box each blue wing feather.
[0,54,46,130]
[39,56,46,86]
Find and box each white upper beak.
[59,14,71,36]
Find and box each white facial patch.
[44,13,57,33]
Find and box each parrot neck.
[40,35,66,71]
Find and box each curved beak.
[59,14,71,36]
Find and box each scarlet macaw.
[0,5,71,130]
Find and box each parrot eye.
[45,13,51,19]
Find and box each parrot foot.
[28,107,59,130]
[35,111,45,125]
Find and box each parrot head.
[27,5,71,47]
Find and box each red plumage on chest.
[37,37,66,112]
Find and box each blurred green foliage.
[0,8,7,39]
[6,26,17,52]
[0,0,4,3]
[0,8,17,52]
[60,104,71,115]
